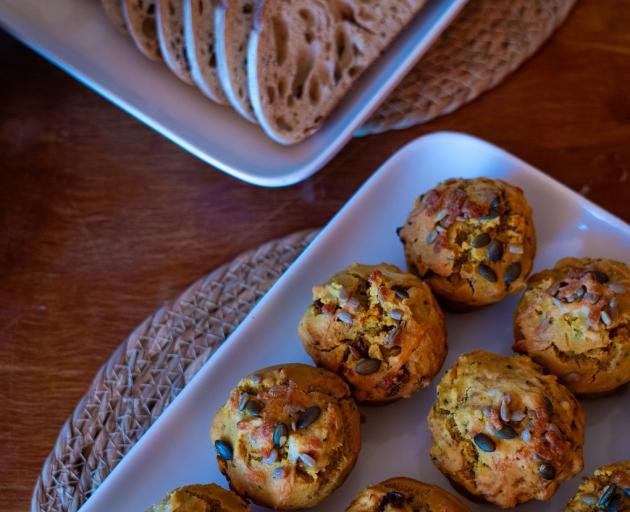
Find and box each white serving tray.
[0,0,467,187]
[79,132,630,511]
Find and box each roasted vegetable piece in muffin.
[398,177,536,309]
[210,364,361,510]
[345,477,471,512]
[514,257,630,394]
[146,483,250,511]
[428,350,585,509]
[564,461,630,511]
[298,263,447,403]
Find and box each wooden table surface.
[2,0,630,509]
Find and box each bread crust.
[183,0,228,104]
[215,0,257,122]
[123,0,162,62]
[156,0,194,84]
[101,0,128,33]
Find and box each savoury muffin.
[345,477,470,512]
[514,257,630,395]
[298,263,447,403]
[564,461,630,511]
[398,177,536,309]
[146,483,250,511]
[210,364,361,509]
[428,350,585,508]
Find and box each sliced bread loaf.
[156,0,194,84]
[101,0,128,33]
[247,0,427,144]
[183,0,228,104]
[215,0,257,122]
[123,0,162,61]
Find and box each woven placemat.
[361,0,577,135]
[32,229,319,512]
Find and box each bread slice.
[247,0,427,144]
[101,0,128,33]
[183,0,228,104]
[123,0,162,62]
[215,0,257,122]
[156,0,194,84]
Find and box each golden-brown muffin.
[298,263,447,403]
[210,364,361,510]
[146,483,250,511]
[398,177,536,309]
[564,461,630,511]
[514,257,630,394]
[345,477,471,511]
[428,351,585,508]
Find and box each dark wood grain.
[2,0,630,509]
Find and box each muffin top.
[298,263,447,403]
[399,177,536,307]
[210,364,361,509]
[564,461,630,511]
[345,477,470,512]
[147,484,250,512]
[514,257,630,394]
[428,351,584,508]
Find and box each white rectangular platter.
[0,0,467,187]
[80,132,630,511]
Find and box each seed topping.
[356,358,381,375]
[472,232,491,248]
[508,244,524,254]
[598,485,616,508]
[478,264,498,283]
[274,423,288,448]
[243,399,264,416]
[392,285,409,299]
[495,425,517,439]
[238,392,250,411]
[487,240,504,263]
[591,270,610,283]
[473,433,496,452]
[538,462,556,480]
[296,407,321,430]
[272,466,287,479]
[263,448,278,465]
[299,453,316,468]
[504,262,522,284]
[389,309,403,321]
[215,440,233,461]
[338,311,353,324]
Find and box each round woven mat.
[360,0,577,135]
[31,229,319,512]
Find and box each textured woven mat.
[361,0,577,135]
[32,229,319,512]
